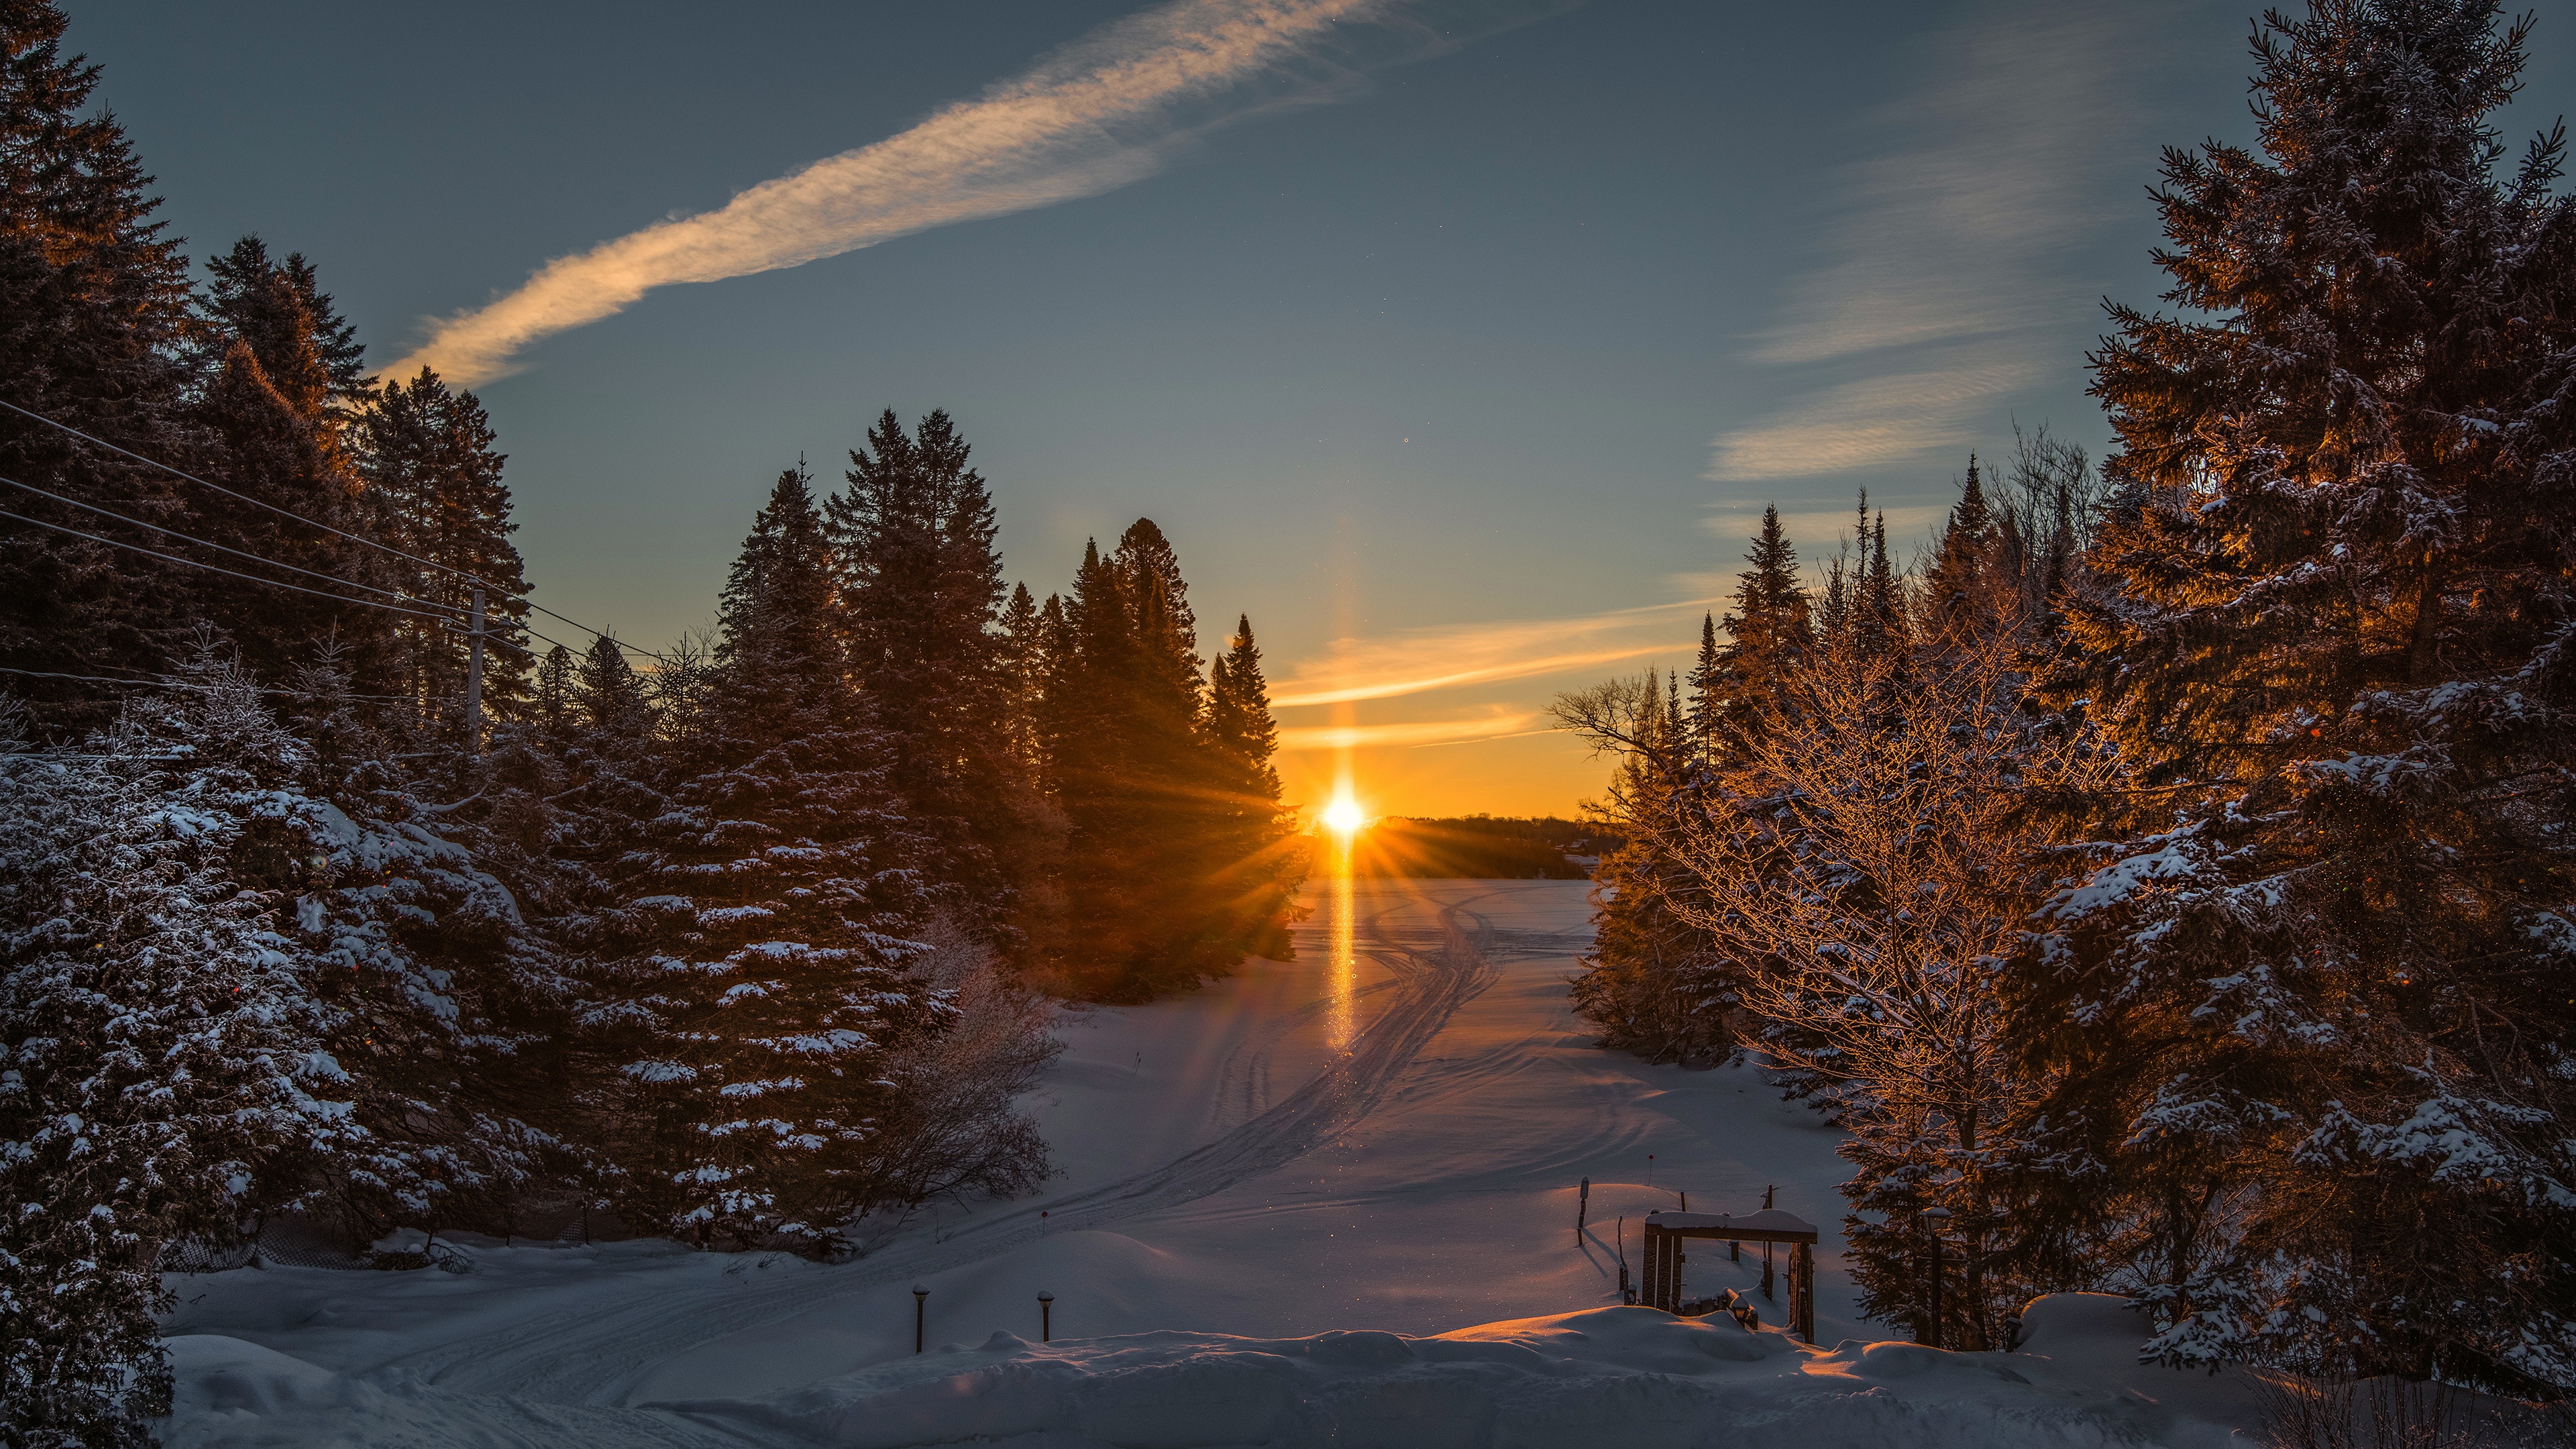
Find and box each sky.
[77,0,2576,819]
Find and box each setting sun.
[1322,795,1365,835]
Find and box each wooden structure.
[1639,1210,1819,1343]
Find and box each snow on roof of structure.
[1640,1208,1819,1237]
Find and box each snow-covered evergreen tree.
[2035,0,2576,1391]
[593,468,936,1248]
[0,680,350,1445]
[1553,668,1734,1066]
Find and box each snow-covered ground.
[160,879,2267,1446]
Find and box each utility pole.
[465,587,486,755]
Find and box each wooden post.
[1762,1184,1776,1299]
[1577,1177,1589,1238]
[1617,1217,1630,1302]
[1793,1243,1816,1344]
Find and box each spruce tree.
[1554,668,1733,1065]
[1036,523,1252,998]
[1710,504,1811,751]
[2029,0,2576,1391]
[829,411,1035,933]
[203,236,370,427]
[0,0,196,736]
[1203,614,1298,959]
[184,338,402,690]
[1922,455,1996,637]
[0,679,347,1446]
[996,580,1046,771]
[598,468,934,1245]
[360,366,530,721]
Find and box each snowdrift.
[163,1293,2264,1448]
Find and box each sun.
[1323,795,1365,835]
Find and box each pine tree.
[1709,504,1811,753]
[535,643,574,736]
[202,236,370,430]
[1856,508,1904,661]
[1923,455,1997,637]
[996,581,1046,771]
[1203,615,1298,959]
[183,337,402,690]
[360,367,530,722]
[597,468,934,1246]
[0,679,348,1446]
[1036,523,1249,999]
[2029,0,2576,1391]
[829,411,1039,934]
[0,0,196,737]
[1552,669,1733,1065]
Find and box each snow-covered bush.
[853,915,1060,1245]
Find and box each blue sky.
[78,0,2576,815]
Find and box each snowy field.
[159,879,2267,1446]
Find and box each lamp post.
[912,1285,928,1354]
[1038,1290,1055,1342]
[1920,1208,1951,1349]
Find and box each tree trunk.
[2407,554,2445,684]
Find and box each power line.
[0,398,668,662]
[0,473,458,613]
[0,507,458,623]
[0,665,434,704]
[4,477,612,668]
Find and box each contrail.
[388,0,1400,386]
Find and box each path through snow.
[158,879,2269,1446]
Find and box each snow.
[1635,1209,1818,1236]
[157,880,2269,1447]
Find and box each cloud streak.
[388,0,1407,386]
[1703,2,2169,484]
[1705,361,2041,482]
[1276,706,1548,752]
[1270,597,1713,708]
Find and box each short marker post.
[1038,1290,1055,1342]
[1576,1177,1590,1238]
[912,1284,928,1354]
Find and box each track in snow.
[398,886,1514,1407]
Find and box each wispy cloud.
[1706,361,2040,482]
[1705,2,2161,482]
[1269,597,1714,709]
[388,0,1443,386]
[1277,706,1548,751]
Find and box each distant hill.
[1341,815,1619,879]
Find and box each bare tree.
[847,916,1061,1248]
[1665,625,2113,1348]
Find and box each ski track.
[396,885,1528,1407]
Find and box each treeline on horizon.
[0,3,1299,1438]
[1340,815,1608,879]
[1560,0,2574,1401]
